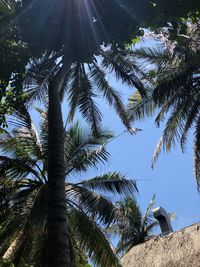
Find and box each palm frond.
[127,28,200,184]
[111,197,143,255]
[129,90,156,121]
[151,136,163,169]
[180,100,200,152]
[116,197,142,226]
[193,116,200,190]
[65,122,112,160]
[0,0,15,10]
[79,172,137,196]
[6,103,44,160]
[151,102,188,168]
[18,230,47,267]
[69,207,121,267]
[66,184,120,226]
[114,195,158,255]
[65,124,113,175]
[0,156,40,181]
[24,55,61,103]
[101,49,147,98]
[9,103,32,129]
[2,185,46,263]
[131,46,170,68]
[67,62,82,122]
[90,62,131,130]
[66,144,109,175]
[34,108,48,161]
[153,71,192,106]
[68,63,102,137]
[141,194,155,228]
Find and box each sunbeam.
[11,0,144,60]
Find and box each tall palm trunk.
[47,57,72,267]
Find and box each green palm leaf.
[66,184,120,226]
[101,49,147,98]
[0,156,39,181]
[68,63,102,137]
[128,26,200,188]
[193,116,200,189]
[110,196,158,255]
[90,62,131,130]
[79,172,137,196]
[69,208,121,267]
[0,106,137,265]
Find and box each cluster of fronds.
[24,47,146,137]
[128,23,200,189]
[0,104,137,266]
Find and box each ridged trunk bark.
[2,228,26,263]
[47,58,72,267]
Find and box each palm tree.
[23,44,146,266]
[106,195,158,256]
[0,104,137,266]
[128,23,200,188]
[9,3,200,265]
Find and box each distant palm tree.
[128,23,200,188]
[0,104,137,267]
[106,195,157,256]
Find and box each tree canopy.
[0,1,29,127]
[1,1,200,266]
[18,0,200,60]
[0,0,200,127]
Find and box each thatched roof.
[121,222,200,267]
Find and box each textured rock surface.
[121,222,200,267]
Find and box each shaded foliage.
[0,1,29,126]
[106,195,157,256]
[17,0,200,61]
[0,105,137,266]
